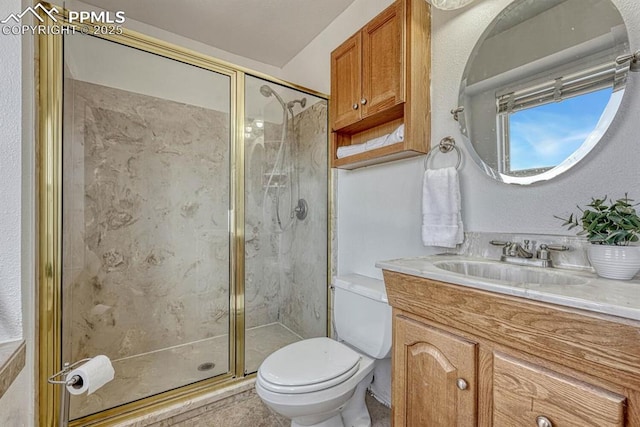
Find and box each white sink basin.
[433,260,588,286]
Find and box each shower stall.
[45,26,328,424]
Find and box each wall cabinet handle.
[360,98,367,105]
[456,378,468,390]
[352,103,359,110]
[536,416,553,427]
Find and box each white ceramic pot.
[587,244,640,280]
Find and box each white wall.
[282,0,640,280]
[0,0,24,343]
[0,0,36,424]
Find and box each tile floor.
[161,389,390,427]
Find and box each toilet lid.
[259,337,360,390]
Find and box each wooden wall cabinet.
[330,0,431,169]
[384,270,640,426]
[332,3,403,131]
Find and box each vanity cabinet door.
[330,32,362,131]
[393,314,477,427]
[361,0,404,119]
[493,353,626,427]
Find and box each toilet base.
[288,371,373,427]
[340,370,372,427]
[291,414,343,427]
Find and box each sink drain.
[197,362,216,371]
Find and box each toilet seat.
[257,337,361,394]
[257,362,360,394]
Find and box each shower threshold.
[69,322,302,420]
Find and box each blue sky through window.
[508,88,612,172]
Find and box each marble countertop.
[376,255,640,321]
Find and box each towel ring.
[424,136,462,170]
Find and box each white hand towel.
[364,134,389,150]
[384,124,404,145]
[337,124,405,158]
[364,124,404,150]
[422,167,464,248]
[336,142,367,158]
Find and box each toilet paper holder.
[47,358,91,427]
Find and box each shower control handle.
[352,103,359,110]
[360,98,367,105]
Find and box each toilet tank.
[333,274,392,359]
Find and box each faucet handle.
[537,244,569,261]
[546,244,569,251]
[537,244,550,260]
[490,241,511,256]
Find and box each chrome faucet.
[509,241,534,258]
[490,240,568,268]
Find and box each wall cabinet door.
[330,1,404,132]
[393,314,477,427]
[493,353,626,427]
[361,1,404,118]
[330,32,362,130]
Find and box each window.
[505,87,612,174]
[496,61,622,176]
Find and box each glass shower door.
[243,75,328,373]
[62,33,232,420]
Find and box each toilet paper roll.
[66,355,115,395]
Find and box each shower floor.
[70,322,302,420]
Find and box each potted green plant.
[556,195,640,280]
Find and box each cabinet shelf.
[333,142,420,170]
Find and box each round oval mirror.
[458,0,630,185]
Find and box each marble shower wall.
[62,79,231,363]
[244,100,328,340]
[279,102,328,338]
[244,121,284,330]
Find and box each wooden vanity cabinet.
[393,314,477,426]
[384,270,640,426]
[493,353,625,427]
[330,0,430,169]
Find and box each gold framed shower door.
[37,4,331,426]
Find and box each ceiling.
[81,0,357,67]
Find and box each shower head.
[260,84,287,109]
[286,98,307,110]
[259,85,273,97]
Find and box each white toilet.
[256,274,392,427]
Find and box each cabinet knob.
[360,98,367,105]
[352,103,359,110]
[536,416,553,427]
[456,378,468,390]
